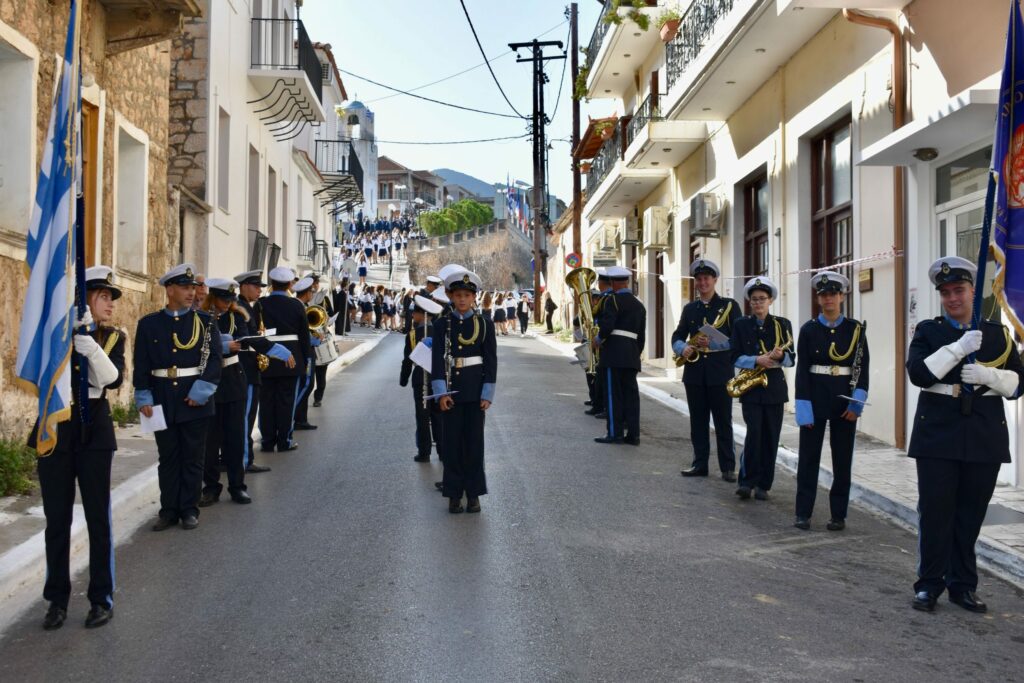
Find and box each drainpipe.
[843,9,908,449]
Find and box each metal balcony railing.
[584,2,613,73]
[586,122,624,200]
[250,18,323,103]
[666,0,735,92]
[380,189,413,201]
[625,93,664,148]
[297,220,317,261]
[247,229,269,272]
[314,140,364,194]
[314,240,330,274]
[267,243,282,272]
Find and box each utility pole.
[510,38,564,323]
[570,2,581,258]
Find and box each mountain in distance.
[432,168,499,199]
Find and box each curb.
[0,332,387,635]
[532,333,1024,589]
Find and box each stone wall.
[167,14,209,197]
[0,1,177,440]
[408,221,535,290]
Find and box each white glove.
[924,330,984,379]
[952,330,983,359]
[74,334,119,388]
[962,363,1020,398]
[73,333,100,356]
[74,306,94,330]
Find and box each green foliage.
[111,402,140,427]
[574,67,590,101]
[418,199,494,237]
[0,439,36,496]
[656,8,682,29]
[603,0,650,30]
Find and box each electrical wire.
[374,133,530,145]
[458,0,527,119]
[549,24,571,121]
[363,20,567,104]
[338,68,524,119]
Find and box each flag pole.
[68,0,90,427]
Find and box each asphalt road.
[1,333,1023,682]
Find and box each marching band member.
[730,277,794,500]
[199,279,254,507]
[673,259,741,481]
[34,266,125,630]
[585,270,612,419]
[432,268,497,514]
[134,263,222,532]
[593,266,645,446]
[794,271,870,531]
[307,273,333,408]
[400,294,444,463]
[292,276,322,431]
[906,257,1023,613]
[255,267,312,453]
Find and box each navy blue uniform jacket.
[672,294,741,385]
[729,315,795,405]
[254,294,312,379]
[431,312,497,403]
[596,290,646,370]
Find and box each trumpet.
[673,332,709,367]
[726,339,793,398]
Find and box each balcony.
[583,119,668,222]
[297,220,317,261]
[584,0,663,100]
[248,18,326,138]
[662,0,837,120]
[314,240,330,275]
[623,93,708,169]
[99,0,203,55]
[313,140,364,208]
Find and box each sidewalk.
[0,326,387,632]
[532,330,1024,589]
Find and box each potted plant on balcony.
[594,120,615,141]
[603,0,651,32]
[657,8,682,42]
[579,160,593,174]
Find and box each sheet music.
[409,341,433,373]
[139,405,167,434]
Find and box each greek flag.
[15,0,80,455]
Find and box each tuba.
[565,266,598,374]
[306,304,329,338]
[726,338,793,398]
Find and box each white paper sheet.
[698,323,730,346]
[139,405,167,434]
[409,341,433,373]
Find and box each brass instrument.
[306,304,329,338]
[256,308,270,372]
[726,339,794,398]
[565,266,598,373]
[673,332,708,367]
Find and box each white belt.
[453,356,483,368]
[151,366,201,379]
[611,329,639,340]
[266,334,298,342]
[922,383,961,397]
[810,364,852,377]
[222,355,239,368]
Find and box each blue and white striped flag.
[15,0,80,455]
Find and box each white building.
[575,0,1019,484]
[341,101,379,225]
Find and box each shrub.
[0,439,36,496]
[111,402,140,427]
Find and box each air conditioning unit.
[621,216,640,244]
[691,193,727,237]
[601,220,621,249]
[642,206,671,251]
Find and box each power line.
[362,20,567,104]
[549,24,571,121]
[338,68,524,119]
[458,0,527,119]
[374,133,529,145]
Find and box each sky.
[300,0,606,203]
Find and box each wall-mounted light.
[912,147,939,162]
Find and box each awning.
[859,86,997,167]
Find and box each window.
[267,166,277,246]
[811,118,853,316]
[217,108,230,211]
[247,145,260,231]
[936,146,990,206]
[743,172,769,288]
[0,36,36,236]
[114,124,148,274]
[281,181,288,255]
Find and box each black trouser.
[795,414,857,520]
[586,370,597,404]
[545,311,554,332]
[374,306,382,328]
[914,458,1000,595]
[155,418,210,521]
[37,448,114,610]
[604,366,640,439]
[312,364,329,402]
[294,364,317,425]
[203,399,247,496]
[441,402,487,499]
[412,383,442,458]
[259,375,301,450]
[517,312,529,334]
[244,384,259,467]
[684,383,735,472]
[739,402,784,491]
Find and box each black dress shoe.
[313,400,322,407]
[466,497,482,513]
[152,517,177,532]
[912,591,937,612]
[735,486,752,500]
[826,519,845,531]
[753,488,769,501]
[434,482,444,491]
[279,443,299,452]
[624,435,640,446]
[294,422,318,430]
[180,515,199,530]
[593,412,608,419]
[198,492,219,507]
[246,464,271,473]
[584,408,600,415]
[793,517,811,530]
[448,499,464,514]
[584,400,592,406]
[721,471,737,483]
[949,590,987,613]
[680,466,709,477]
[413,454,430,463]
[594,435,624,444]
[42,603,66,630]
[84,604,113,628]
[230,490,252,505]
